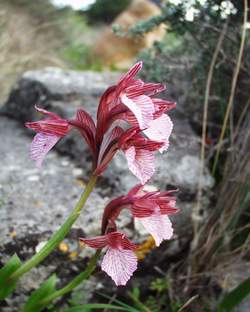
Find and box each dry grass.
[0,2,66,100]
[176,3,250,307]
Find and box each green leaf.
[21,274,57,312]
[0,254,22,299]
[64,304,133,312]
[217,277,250,312]
[97,292,139,311]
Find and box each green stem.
[40,250,101,306]
[9,175,97,282]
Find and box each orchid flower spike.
[26,62,175,185]
[80,231,137,286]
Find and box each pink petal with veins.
[98,127,123,164]
[153,99,176,118]
[30,133,60,167]
[80,235,108,249]
[124,147,155,185]
[144,114,173,153]
[139,214,173,246]
[76,109,96,135]
[118,62,143,88]
[101,248,137,286]
[34,105,61,119]
[121,94,154,129]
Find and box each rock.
[0,116,112,247]
[92,0,165,68]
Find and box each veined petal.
[101,248,137,286]
[98,127,123,165]
[126,83,165,98]
[121,94,154,129]
[30,133,60,167]
[153,99,176,118]
[26,119,69,136]
[132,199,157,217]
[127,184,144,196]
[107,232,137,250]
[68,109,97,156]
[95,126,123,175]
[139,214,173,246]
[144,114,173,153]
[96,85,117,142]
[76,109,96,135]
[35,105,61,119]
[101,197,131,234]
[124,147,155,185]
[80,235,108,249]
[118,62,143,90]
[157,199,179,215]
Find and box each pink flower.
[25,106,70,167]
[96,62,166,140]
[80,232,137,286]
[102,185,179,247]
[143,98,175,153]
[118,128,164,184]
[130,187,178,246]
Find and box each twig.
[233,96,250,143]
[193,20,228,246]
[212,0,248,175]
[176,295,199,312]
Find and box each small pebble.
[61,160,70,166]
[27,175,40,182]
[72,168,83,177]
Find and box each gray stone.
[0,116,110,248]
[22,67,120,96]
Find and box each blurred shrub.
[85,0,132,24]
[58,12,102,70]
[0,0,102,97]
[138,1,249,129]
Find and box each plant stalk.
[9,174,97,282]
